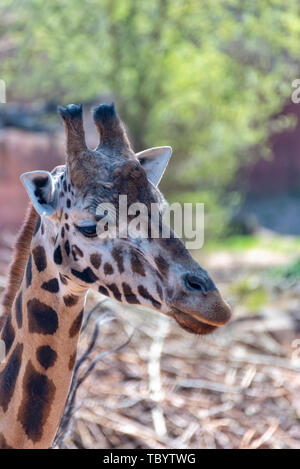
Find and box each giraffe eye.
[76,225,97,238]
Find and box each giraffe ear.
[136,146,172,187]
[20,170,58,216]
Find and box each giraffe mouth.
[171,308,218,335]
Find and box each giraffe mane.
[0,204,38,330]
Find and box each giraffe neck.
[0,224,87,449]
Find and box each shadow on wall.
[244,102,300,197]
[0,129,64,235]
[237,101,300,235]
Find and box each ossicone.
[93,102,133,153]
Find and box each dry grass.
[57,295,300,449]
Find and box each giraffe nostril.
[184,273,212,294]
[185,274,203,292]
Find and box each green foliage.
[269,258,300,285]
[205,233,300,253]
[1,0,300,237]
[229,276,269,313]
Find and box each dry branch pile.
[57,295,300,450]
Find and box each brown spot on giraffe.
[0,343,23,412]
[53,245,63,265]
[69,310,84,338]
[41,278,59,294]
[17,360,56,443]
[34,216,41,235]
[27,299,58,335]
[98,285,110,297]
[138,285,161,309]
[104,263,114,275]
[154,255,169,278]
[130,251,146,277]
[63,294,79,307]
[71,244,83,261]
[122,282,140,304]
[64,240,70,257]
[1,313,15,355]
[26,254,32,288]
[107,283,122,301]
[90,253,101,270]
[71,267,98,283]
[15,292,23,328]
[36,345,57,370]
[112,246,124,274]
[32,246,47,272]
[68,352,77,371]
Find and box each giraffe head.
[20,103,231,335]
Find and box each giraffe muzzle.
[169,273,232,335]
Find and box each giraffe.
[0,103,231,449]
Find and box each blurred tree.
[1,0,300,236]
